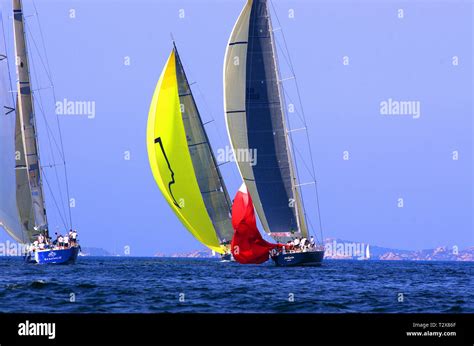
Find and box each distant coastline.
[154,239,474,262]
[3,242,471,261]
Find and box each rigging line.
[26,22,69,225]
[186,63,240,185]
[40,166,68,230]
[19,14,52,227]
[292,138,316,181]
[23,17,52,88]
[174,45,234,216]
[306,217,322,244]
[1,14,16,108]
[31,1,73,228]
[267,1,305,236]
[270,0,324,238]
[281,81,306,125]
[32,87,69,224]
[24,22,64,159]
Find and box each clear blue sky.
[0,0,472,255]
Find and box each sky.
[0,0,472,256]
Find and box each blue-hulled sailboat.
[0,0,79,264]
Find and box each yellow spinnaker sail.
[147,50,224,254]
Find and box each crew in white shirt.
[300,237,307,249]
[293,238,300,249]
[58,236,64,248]
[63,235,69,248]
[71,230,78,245]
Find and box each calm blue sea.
[0,257,471,313]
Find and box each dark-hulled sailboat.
[224,0,324,266]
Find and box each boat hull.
[25,247,80,265]
[271,250,324,267]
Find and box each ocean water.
[0,257,472,313]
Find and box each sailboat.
[147,42,234,260]
[357,244,370,260]
[0,0,79,264]
[223,0,324,266]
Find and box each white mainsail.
[0,9,26,243]
[13,0,48,231]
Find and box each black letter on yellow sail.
[154,137,181,209]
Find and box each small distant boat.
[357,244,371,260]
[147,42,234,261]
[0,1,79,265]
[220,253,234,262]
[224,0,325,267]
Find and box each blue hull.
[25,247,80,265]
[271,250,324,267]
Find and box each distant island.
[322,238,473,261]
[79,247,112,257]
[154,238,474,261]
[154,250,213,259]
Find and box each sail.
[0,10,27,243]
[13,0,47,231]
[147,48,233,254]
[174,48,234,244]
[224,0,307,239]
[230,184,279,264]
[15,95,35,240]
[366,245,370,259]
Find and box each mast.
[13,0,48,234]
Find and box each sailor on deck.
[301,238,308,252]
[63,234,69,248]
[58,235,64,249]
[293,238,300,247]
[71,230,78,245]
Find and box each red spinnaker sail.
[231,184,280,264]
